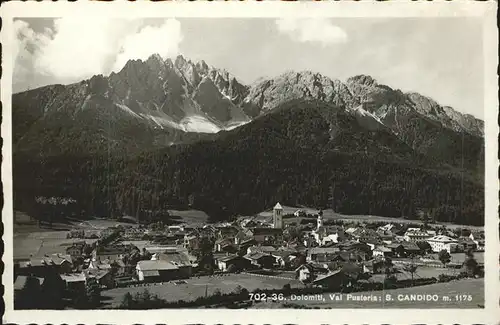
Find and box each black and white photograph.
[2,1,498,323]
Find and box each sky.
[13,17,484,119]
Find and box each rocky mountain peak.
[174,54,189,69]
[347,75,378,87]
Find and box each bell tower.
[273,202,283,229]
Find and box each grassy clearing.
[101,273,304,307]
[167,209,209,225]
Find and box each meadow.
[101,273,304,307]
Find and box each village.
[13,203,485,309]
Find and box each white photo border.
[1,1,498,324]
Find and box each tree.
[283,226,300,243]
[416,241,432,254]
[86,277,101,308]
[463,249,479,277]
[438,249,451,267]
[384,256,394,280]
[120,292,134,309]
[417,209,428,229]
[14,276,42,309]
[403,257,419,285]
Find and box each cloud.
[112,19,183,72]
[13,18,183,91]
[275,18,347,46]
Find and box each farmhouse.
[136,260,183,282]
[154,251,195,278]
[244,252,276,268]
[312,269,352,289]
[215,255,250,272]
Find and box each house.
[376,229,396,243]
[386,243,405,257]
[475,239,485,252]
[248,228,283,244]
[247,245,277,255]
[295,264,313,282]
[345,227,359,235]
[240,218,258,229]
[373,246,392,258]
[88,258,126,275]
[136,260,183,282]
[215,255,250,272]
[19,255,73,274]
[60,273,87,293]
[469,232,485,251]
[14,260,66,308]
[401,242,422,256]
[154,251,195,278]
[271,250,297,268]
[312,269,352,289]
[93,245,130,262]
[66,241,86,258]
[293,209,304,217]
[183,234,200,250]
[217,226,240,239]
[215,238,238,253]
[307,247,340,263]
[404,229,433,242]
[243,252,276,269]
[427,235,460,253]
[458,239,476,252]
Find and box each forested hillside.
[13,100,484,226]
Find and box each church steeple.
[317,214,323,231]
[316,210,324,231]
[273,202,283,229]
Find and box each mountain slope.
[241,71,483,172]
[12,54,252,156]
[13,99,483,226]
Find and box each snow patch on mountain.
[349,105,388,131]
[179,115,222,133]
[115,103,142,119]
[225,120,250,131]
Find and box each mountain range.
[12,54,485,225]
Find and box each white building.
[427,235,460,253]
[273,202,284,229]
[404,229,433,242]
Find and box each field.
[167,209,209,225]
[253,278,484,309]
[13,230,99,260]
[101,273,304,307]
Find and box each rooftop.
[137,260,179,271]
